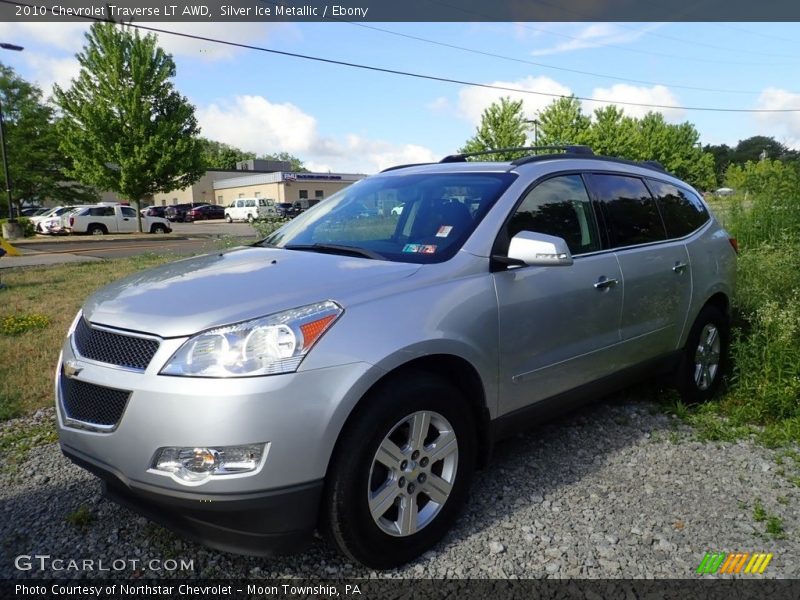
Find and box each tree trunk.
[135,198,143,232]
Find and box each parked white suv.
[224,197,277,222]
[56,146,736,568]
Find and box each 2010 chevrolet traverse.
[56,146,736,568]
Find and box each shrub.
[251,216,290,238]
[0,217,35,238]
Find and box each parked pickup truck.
[66,205,172,235]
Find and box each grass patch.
[65,505,93,528]
[0,420,58,472]
[0,254,175,419]
[752,500,767,522]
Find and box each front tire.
[225,214,233,223]
[676,305,730,403]
[323,372,476,568]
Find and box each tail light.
[728,237,739,254]
[69,217,74,226]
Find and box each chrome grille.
[60,373,130,429]
[73,317,159,370]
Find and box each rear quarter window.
[647,179,710,238]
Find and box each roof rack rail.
[440,145,594,163]
[380,162,434,173]
[641,160,666,172]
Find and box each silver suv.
[56,146,736,568]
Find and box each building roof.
[213,171,366,190]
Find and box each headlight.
[160,301,342,377]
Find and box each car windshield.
[261,172,516,263]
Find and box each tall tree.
[0,64,97,218]
[200,138,255,170]
[55,23,204,231]
[459,97,528,160]
[536,96,591,146]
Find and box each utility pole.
[0,43,24,240]
[524,118,540,148]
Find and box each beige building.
[150,170,253,207]
[213,172,365,207]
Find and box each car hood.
[82,246,422,338]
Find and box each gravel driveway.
[2,397,798,579]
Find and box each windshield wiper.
[284,243,384,260]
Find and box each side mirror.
[504,231,573,267]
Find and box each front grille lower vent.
[73,317,159,370]
[60,373,131,429]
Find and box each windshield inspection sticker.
[403,244,438,254]
[436,225,453,238]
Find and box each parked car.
[66,204,171,234]
[144,206,168,219]
[224,197,277,222]
[56,146,736,569]
[165,203,207,222]
[276,201,303,219]
[32,205,94,234]
[185,204,225,222]
[20,206,45,217]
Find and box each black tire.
[675,305,730,403]
[323,371,476,569]
[151,224,167,234]
[225,214,233,223]
[247,214,255,223]
[88,224,106,236]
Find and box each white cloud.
[22,54,81,95]
[197,96,318,155]
[755,88,800,148]
[0,22,90,52]
[196,95,436,174]
[585,84,684,121]
[529,23,658,57]
[457,76,572,126]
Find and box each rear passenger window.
[588,174,666,247]
[507,174,601,255]
[647,179,709,238]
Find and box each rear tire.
[675,305,730,403]
[88,224,106,236]
[225,215,233,223]
[247,214,255,223]
[323,371,476,569]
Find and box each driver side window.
[507,174,601,256]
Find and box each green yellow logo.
[696,552,773,575]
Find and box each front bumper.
[63,446,322,556]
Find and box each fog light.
[152,444,265,484]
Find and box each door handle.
[594,276,619,290]
[672,262,688,273]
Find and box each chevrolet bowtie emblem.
[63,360,84,379]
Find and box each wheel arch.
[327,354,492,480]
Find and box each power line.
[2,0,798,113]
[339,21,777,95]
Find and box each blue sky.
[1,21,799,173]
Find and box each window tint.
[647,179,709,238]
[121,207,136,217]
[245,199,256,207]
[588,174,666,247]
[507,174,601,255]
